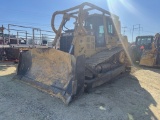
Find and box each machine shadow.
[91,73,158,120]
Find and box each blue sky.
[1,0,160,42]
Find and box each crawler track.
[86,47,123,67]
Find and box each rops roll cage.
[51,2,119,46]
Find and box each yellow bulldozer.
[15,2,130,104]
[130,34,160,67]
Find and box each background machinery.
[130,34,160,67]
[0,26,19,61]
[15,2,130,104]
[0,25,54,61]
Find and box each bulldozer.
[130,34,160,67]
[15,2,130,104]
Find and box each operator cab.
[135,36,154,50]
[59,14,117,54]
[85,14,116,48]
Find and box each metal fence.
[0,24,55,48]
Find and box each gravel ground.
[0,62,160,120]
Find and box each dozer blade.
[14,48,85,104]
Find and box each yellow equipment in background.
[130,34,160,67]
[15,2,130,104]
[140,33,160,67]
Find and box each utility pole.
[138,24,140,35]
[139,27,143,35]
[132,24,141,43]
[122,27,127,35]
[0,25,5,44]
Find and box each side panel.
[74,35,96,57]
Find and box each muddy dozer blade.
[14,48,85,104]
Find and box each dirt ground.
[0,62,160,120]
